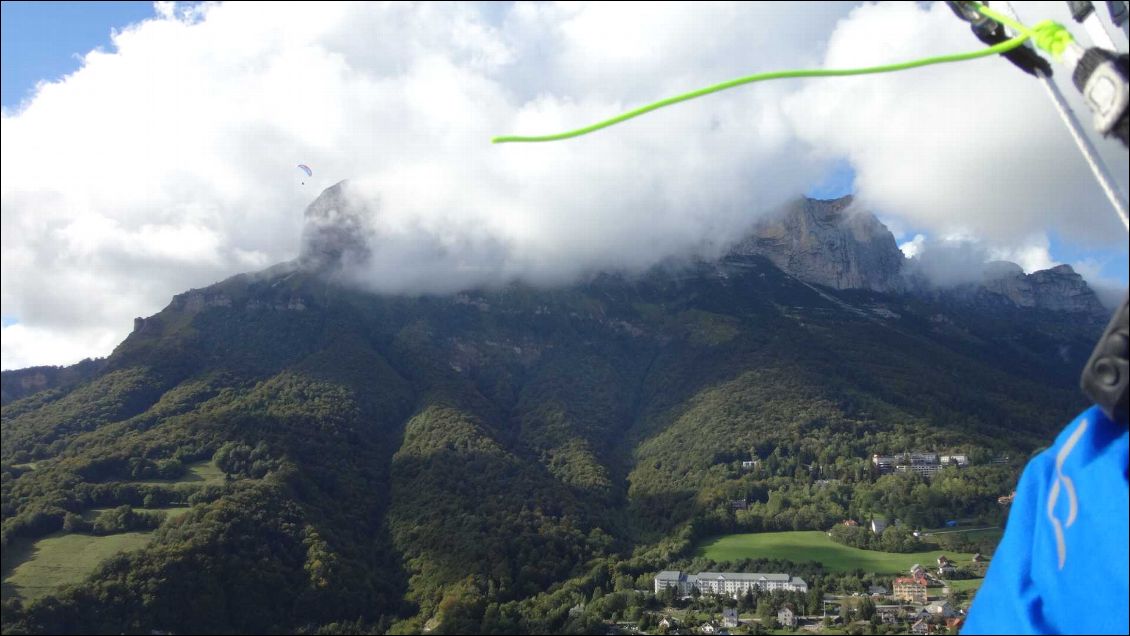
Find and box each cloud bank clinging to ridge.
[2,1,1126,369]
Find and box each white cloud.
[785,1,1130,246]
[988,234,1058,274]
[899,233,926,259]
[1072,258,1129,310]
[1,323,122,371]
[902,232,1061,288]
[2,1,1126,369]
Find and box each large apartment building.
[654,571,809,597]
[873,451,969,477]
[893,577,928,604]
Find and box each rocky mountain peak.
[726,198,1108,317]
[299,180,373,270]
[728,196,906,293]
[980,262,1107,316]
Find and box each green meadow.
[695,531,976,574]
[1,531,156,602]
[134,459,226,486]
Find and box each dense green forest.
[1,254,1101,634]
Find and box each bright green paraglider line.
[975,4,1075,59]
[491,38,1027,144]
[491,3,1073,144]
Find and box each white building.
[778,605,798,628]
[940,454,969,467]
[654,570,687,595]
[872,454,897,472]
[927,601,959,619]
[895,462,944,477]
[654,571,808,597]
[876,451,968,477]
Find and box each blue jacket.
[964,406,1128,634]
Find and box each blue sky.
[1,1,155,109]
[1,1,153,341]
[806,159,856,200]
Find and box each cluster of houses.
[881,558,976,633]
[651,557,979,633]
[871,452,969,477]
[654,571,808,597]
[893,555,974,603]
[652,572,814,633]
[655,604,803,634]
[654,597,964,634]
[877,601,965,634]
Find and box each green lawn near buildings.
[944,578,984,593]
[1,531,156,602]
[695,530,976,574]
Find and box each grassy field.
[135,459,225,486]
[1,531,156,602]
[143,506,191,519]
[82,506,192,522]
[927,527,1002,543]
[944,578,984,593]
[0,465,213,603]
[695,531,976,574]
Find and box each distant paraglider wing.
[297,164,313,177]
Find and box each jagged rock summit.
[729,196,906,293]
[728,195,1109,316]
[981,261,1107,316]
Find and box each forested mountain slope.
[1,194,1107,634]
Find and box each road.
[919,526,999,536]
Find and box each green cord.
[972,3,1074,59]
[492,3,1074,144]
[491,37,1028,144]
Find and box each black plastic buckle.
[1082,295,1129,424]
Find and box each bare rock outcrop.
[729,196,906,293]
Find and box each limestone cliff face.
[981,262,1107,316]
[729,196,906,293]
[727,197,1107,317]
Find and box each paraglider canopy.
[298,164,312,184]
